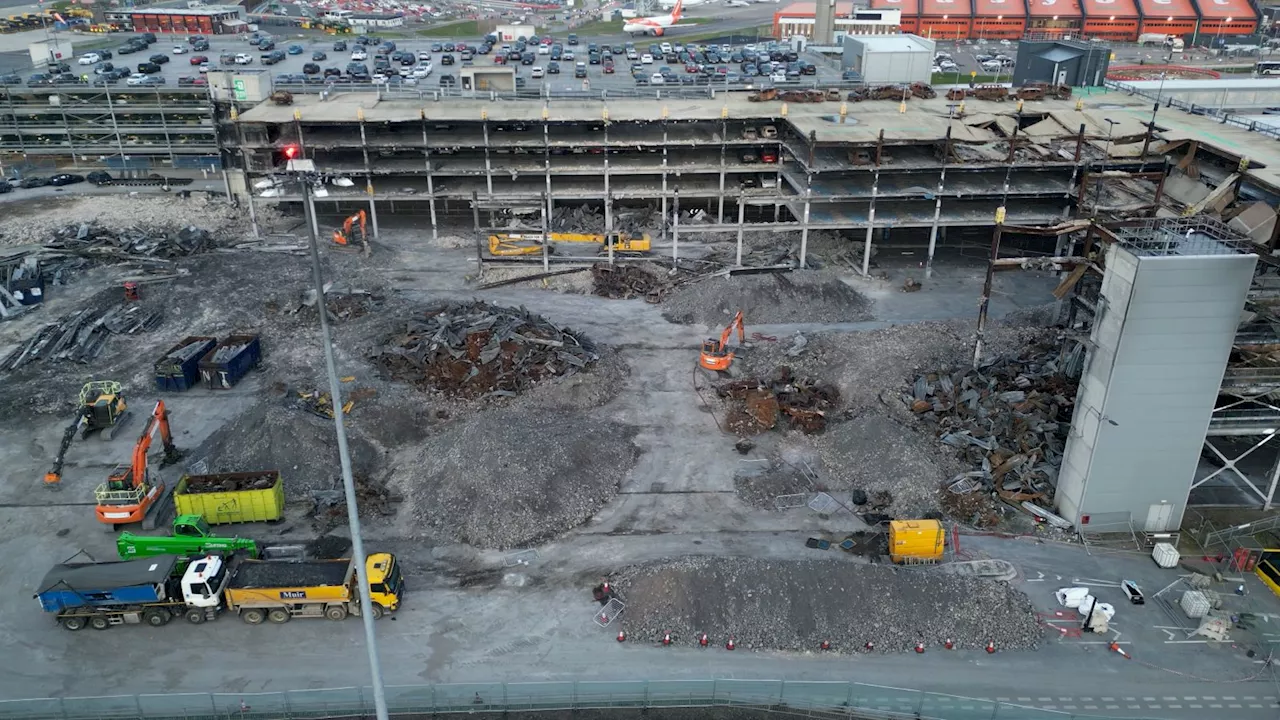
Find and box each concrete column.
[672,189,680,263]
[661,121,669,243]
[605,192,614,265]
[1265,450,1280,511]
[799,181,812,269]
[421,113,438,242]
[735,194,746,267]
[482,120,493,196]
[926,168,947,278]
[718,127,726,224]
[862,173,878,277]
[541,192,551,272]
[368,197,379,239]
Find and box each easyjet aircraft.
[622,0,690,36]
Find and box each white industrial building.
[841,34,935,85]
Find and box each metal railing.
[1104,79,1280,140]
[0,680,1177,720]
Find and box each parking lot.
[3,30,846,94]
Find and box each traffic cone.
[661,631,672,646]
[1108,642,1131,659]
[699,632,709,647]
[915,641,925,654]
[944,638,954,650]
[820,640,831,651]
[600,613,609,624]
[725,636,736,650]
[864,641,875,652]
[617,630,626,642]
[985,641,996,654]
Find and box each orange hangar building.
[794,0,1255,41]
[1025,0,1085,39]
[972,0,1026,39]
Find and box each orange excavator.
[699,311,745,372]
[94,399,183,529]
[332,210,370,255]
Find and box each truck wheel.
[242,609,266,625]
[369,604,384,620]
[325,605,348,621]
[143,609,168,627]
[62,617,86,631]
[267,608,290,624]
[89,616,110,630]
[185,609,207,624]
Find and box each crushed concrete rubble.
[45,223,214,260]
[1,299,162,372]
[591,264,669,302]
[662,271,874,326]
[181,472,279,494]
[715,366,841,435]
[614,557,1042,653]
[310,473,401,532]
[289,282,384,323]
[391,406,639,549]
[906,336,1082,506]
[370,301,599,399]
[0,193,273,246]
[547,203,654,236]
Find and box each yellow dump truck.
[888,519,945,564]
[488,232,651,256]
[223,552,401,623]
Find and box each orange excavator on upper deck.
[332,210,370,255]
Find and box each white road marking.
[1105,705,1119,709]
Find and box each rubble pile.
[289,283,384,323]
[371,301,599,399]
[1,302,162,372]
[905,338,1079,505]
[45,223,215,260]
[662,271,874,325]
[391,406,639,549]
[181,472,278,494]
[590,263,668,301]
[548,203,655,236]
[614,556,1041,653]
[715,366,841,436]
[310,474,400,532]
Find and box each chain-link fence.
[0,680,1175,720]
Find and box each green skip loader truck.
[117,515,260,568]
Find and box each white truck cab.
[179,555,231,620]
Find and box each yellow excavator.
[43,381,132,490]
[488,232,651,257]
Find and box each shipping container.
[154,336,217,392]
[198,334,261,390]
[173,470,284,524]
[888,519,945,563]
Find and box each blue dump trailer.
[198,334,261,390]
[154,336,217,392]
[35,555,182,630]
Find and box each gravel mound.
[661,272,873,326]
[191,403,382,502]
[391,406,639,549]
[615,556,1041,653]
[0,194,279,246]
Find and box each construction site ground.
[2,195,1280,718]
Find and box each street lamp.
[1216,17,1233,53]
[1141,44,1176,167]
[286,155,390,720]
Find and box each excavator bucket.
[333,229,349,246]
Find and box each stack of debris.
[45,223,214,260]
[591,264,668,302]
[296,388,353,419]
[716,366,840,435]
[311,474,399,530]
[371,301,598,399]
[905,340,1079,505]
[1,302,162,372]
[289,282,383,323]
[548,204,655,237]
[182,472,277,493]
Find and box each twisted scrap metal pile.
[45,222,214,260]
[717,365,841,436]
[905,337,1082,503]
[371,300,599,399]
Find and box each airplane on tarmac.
[657,0,706,8]
[622,0,693,36]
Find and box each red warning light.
[282,145,299,160]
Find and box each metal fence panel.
[136,693,218,719]
[779,680,850,708]
[643,679,716,707]
[0,698,63,720]
[713,678,783,706]
[61,695,142,719]
[573,680,648,708]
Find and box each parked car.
[189,55,207,65]
[78,52,101,65]
[172,45,188,54]
[126,72,152,85]
[94,62,115,75]
[148,53,170,65]
[0,74,20,85]
[136,62,162,74]
[193,40,209,51]
[0,180,12,194]
[288,44,304,55]
[303,63,321,75]
[531,65,544,78]
[312,51,327,61]
[19,176,48,189]
[333,40,347,51]
[439,73,456,86]
[547,61,560,74]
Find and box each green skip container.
[173,470,284,525]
